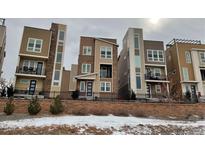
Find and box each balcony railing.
[16,66,46,76]
[145,74,167,81]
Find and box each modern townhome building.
[166,39,205,101]
[74,36,118,100]
[118,28,169,100]
[14,23,67,98]
[0,19,6,77]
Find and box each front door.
[146,84,151,98]
[86,81,93,97]
[191,85,197,99]
[29,80,36,95]
[36,62,43,75]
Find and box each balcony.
[145,74,167,81]
[16,66,46,77]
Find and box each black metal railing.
[145,74,167,80]
[16,66,46,76]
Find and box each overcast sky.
[2,18,205,81]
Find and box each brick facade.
[0,99,205,120]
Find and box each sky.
[2,18,205,81]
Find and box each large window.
[27,38,43,52]
[59,31,65,41]
[147,50,164,62]
[100,47,112,59]
[185,51,191,63]
[100,64,112,78]
[83,46,92,55]
[100,82,111,92]
[200,52,205,64]
[134,34,139,49]
[53,70,60,86]
[56,52,62,64]
[80,81,85,92]
[136,76,141,89]
[81,64,91,73]
[182,67,189,81]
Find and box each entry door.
[191,85,196,98]
[146,84,151,98]
[36,62,43,75]
[86,81,93,97]
[29,80,36,95]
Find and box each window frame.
[26,38,43,53]
[53,69,61,86]
[79,81,85,92]
[81,64,91,73]
[100,46,112,59]
[56,52,62,64]
[83,46,92,56]
[100,82,111,92]
[147,49,164,62]
[199,52,205,64]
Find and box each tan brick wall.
[1,99,205,119]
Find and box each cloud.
[2,18,205,81]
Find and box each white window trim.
[134,34,140,49]
[81,64,91,73]
[147,49,164,62]
[182,67,189,81]
[155,85,161,93]
[80,81,85,92]
[26,38,43,53]
[83,46,92,56]
[100,46,112,59]
[100,82,111,92]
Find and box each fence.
[10,89,204,104]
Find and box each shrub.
[71,90,79,100]
[4,98,15,115]
[50,95,64,114]
[28,96,41,115]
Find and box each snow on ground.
[0,115,205,129]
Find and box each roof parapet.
[166,38,201,48]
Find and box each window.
[134,49,140,56]
[135,67,140,75]
[80,81,85,92]
[56,52,62,64]
[100,82,111,92]
[100,47,112,59]
[53,70,60,86]
[59,31,65,41]
[154,68,161,77]
[134,34,139,49]
[200,52,205,64]
[136,76,141,89]
[27,38,43,52]
[23,60,37,69]
[155,85,161,93]
[147,50,164,62]
[185,51,191,63]
[20,79,29,84]
[83,46,92,55]
[54,70,60,81]
[182,67,189,81]
[100,64,112,78]
[82,64,91,73]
